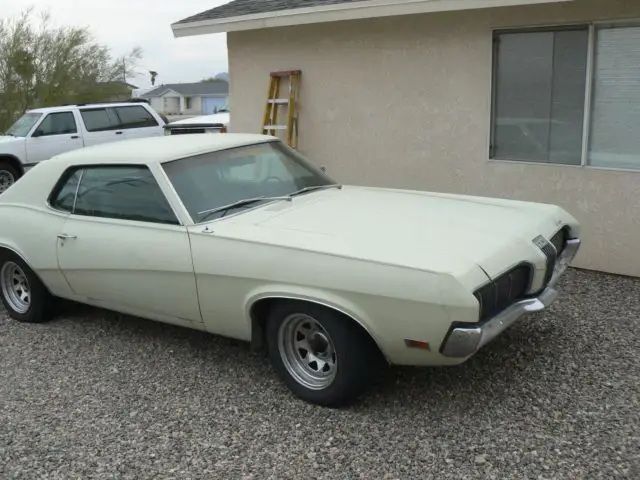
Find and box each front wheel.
[0,162,19,194]
[266,301,386,407]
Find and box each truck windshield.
[5,112,43,137]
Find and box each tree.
[201,76,227,83]
[0,8,144,130]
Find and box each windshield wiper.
[289,184,342,197]
[198,196,292,222]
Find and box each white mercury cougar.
[0,133,581,407]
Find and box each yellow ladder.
[261,70,301,149]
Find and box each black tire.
[0,251,55,323]
[0,161,20,194]
[266,301,387,407]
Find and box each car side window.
[80,108,119,132]
[35,112,77,136]
[49,169,83,212]
[71,166,179,225]
[113,106,158,129]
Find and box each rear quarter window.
[113,106,159,129]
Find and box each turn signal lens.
[404,339,430,350]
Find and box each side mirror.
[31,129,43,138]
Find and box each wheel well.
[248,297,386,361]
[0,155,24,178]
[0,246,52,295]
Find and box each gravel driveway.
[1,268,638,479]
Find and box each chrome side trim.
[441,237,581,358]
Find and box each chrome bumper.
[440,238,581,358]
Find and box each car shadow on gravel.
[42,295,569,412]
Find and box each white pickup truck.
[0,100,167,193]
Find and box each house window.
[588,25,640,170]
[185,97,192,109]
[490,26,589,165]
[491,22,640,171]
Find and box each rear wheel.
[0,251,55,323]
[0,162,19,194]
[266,301,386,407]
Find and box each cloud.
[4,0,231,88]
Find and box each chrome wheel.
[278,313,338,390]
[1,261,31,314]
[0,170,15,194]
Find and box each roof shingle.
[175,0,369,25]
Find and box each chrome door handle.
[57,234,77,239]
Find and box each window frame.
[47,163,183,226]
[489,19,640,172]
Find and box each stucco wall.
[227,0,640,277]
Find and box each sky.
[5,1,231,93]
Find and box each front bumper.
[440,238,581,358]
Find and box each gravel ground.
[1,268,639,479]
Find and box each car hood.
[214,185,572,280]
[169,112,229,126]
[0,136,24,144]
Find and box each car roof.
[48,133,278,166]
[27,102,152,114]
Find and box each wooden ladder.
[261,70,301,149]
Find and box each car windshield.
[5,112,43,137]
[162,140,336,223]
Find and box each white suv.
[0,100,167,193]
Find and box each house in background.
[140,81,229,116]
[172,0,640,278]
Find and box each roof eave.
[171,0,574,37]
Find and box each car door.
[112,105,163,140]
[25,111,84,163]
[78,107,126,146]
[51,164,202,323]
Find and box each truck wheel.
[0,162,19,194]
[266,301,387,407]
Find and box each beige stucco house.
[172,0,640,278]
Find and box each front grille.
[169,128,207,135]
[474,264,532,323]
[550,228,567,256]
